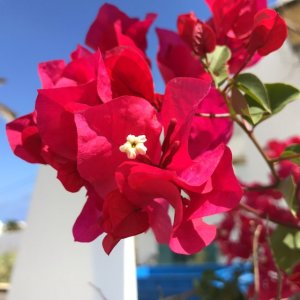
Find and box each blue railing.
[137,263,253,300]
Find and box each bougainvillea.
[6,1,300,299]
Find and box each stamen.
[160,140,181,168]
[162,118,177,153]
[119,134,147,159]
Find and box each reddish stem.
[239,202,300,229]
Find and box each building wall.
[7,166,137,300]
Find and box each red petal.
[170,218,216,254]
[148,198,172,244]
[104,47,154,103]
[156,28,208,82]
[75,96,161,197]
[38,60,67,88]
[177,13,216,56]
[6,113,45,164]
[36,81,98,160]
[160,77,211,169]
[187,146,243,218]
[248,9,287,56]
[85,3,155,54]
[73,190,104,242]
[189,88,233,159]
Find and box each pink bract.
[6,113,45,164]
[85,3,156,56]
[248,9,287,56]
[75,95,162,198]
[156,28,208,82]
[177,12,216,56]
[73,78,242,254]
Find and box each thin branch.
[235,56,253,78]
[88,282,108,300]
[253,224,263,300]
[243,183,278,192]
[195,112,231,118]
[221,53,254,94]
[239,202,300,229]
[233,115,281,183]
[265,219,283,300]
[270,153,300,163]
[285,18,300,36]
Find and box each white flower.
[119,134,147,159]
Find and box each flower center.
[119,134,147,159]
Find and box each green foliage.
[270,225,300,273]
[278,176,298,217]
[3,221,22,232]
[0,252,16,283]
[233,75,300,126]
[233,73,270,125]
[236,73,270,113]
[244,97,267,125]
[280,144,300,165]
[265,83,300,114]
[194,269,245,300]
[206,46,231,87]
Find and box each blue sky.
[0,0,277,221]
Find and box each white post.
[8,166,137,300]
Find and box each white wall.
[0,231,23,255]
[8,166,137,300]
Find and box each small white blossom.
[119,134,147,159]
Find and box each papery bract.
[38,45,155,105]
[217,210,264,260]
[219,209,300,299]
[100,134,242,255]
[104,46,155,106]
[73,78,242,255]
[204,0,268,72]
[6,113,45,164]
[36,82,99,160]
[205,0,267,39]
[73,188,104,242]
[189,88,233,159]
[177,13,216,56]
[104,162,218,255]
[248,9,287,56]
[7,42,157,193]
[266,137,300,185]
[156,28,208,83]
[38,60,72,89]
[75,96,162,198]
[35,81,100,192]
[247,245,300,300]
[38,45,97,89]
[85,3,156,55]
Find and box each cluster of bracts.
[6,0,300,298]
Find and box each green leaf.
[270,225,300,273]
[266,83,300,114]
[280,144,300,165]
[231,87,250,115]
[206,46,231,87]
[247,106,266,125]
[244,95,269,125]
[230,86,268,125]
[233,78,299,126]
[278,176,297,217]
[236,73,270,112]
